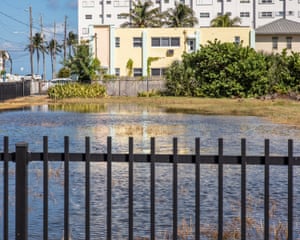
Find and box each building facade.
[90,26,254,77]
[78,0,300,40]
[255,18,300,54]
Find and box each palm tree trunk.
[42,52,46,80]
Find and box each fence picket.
[43,136,49,240]
[0,137,299,239]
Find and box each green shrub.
[48,83,106,99]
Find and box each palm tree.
[210,13,241,27]
[163,2,198,27]
[119,0,162,28]
[47,39,62,79]
[67,31,78,57]
[31,33,47,75]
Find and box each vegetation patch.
[165,40,300,98]
[47,83,106,99]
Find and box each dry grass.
[2,95,300,128]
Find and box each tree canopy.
[210,14,241,27]
[163,2,198,27]
[119,0,162,27]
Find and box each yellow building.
[89,26,254,77]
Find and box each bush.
[48,83,106,99]
[165,40,300,98]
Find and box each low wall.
[97,78,166,96]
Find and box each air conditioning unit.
[166,49,174,57]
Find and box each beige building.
[90,26,254,77]
[256,18,300,54]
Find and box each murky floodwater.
[1,103,300,239]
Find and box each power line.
[0,10,28,27]
[0,9,65,37]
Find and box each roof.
[255,18,300,35]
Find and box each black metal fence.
[1,136,299,240]
[0,80,31,101]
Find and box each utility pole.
[64,16,67,63]
[40,15,46,81]
[29,6,34,79]
[53,21,56,79]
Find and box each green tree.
[126,58,133,77]
[210,13,241,27]
[47,39,62,79]
[119,0,162,27]
[166,40,269,97]
[31,33,47,75]
[163,2,198,27]
[67,31,78,57]
[64,42,99,82]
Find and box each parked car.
[41,78,76,92]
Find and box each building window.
[286,37,292,49]
[151,68,161,76]
[259,0,273,3]
[200,12,210,18]
[234,36,241,44]
[225,12,232,16]
[133,37,142,47]
[85,14,93,19]
[152,38,160,47]
[82,1,95,7]
[99,14,103,19]
[82,28,89,35]
[106,14,112,18]
[133,68,143,77]
[288,11,294,16]
[260,12,273,18]
[106,0,111,3]
[276,11,284,17]
[272,37,278,49]
[240,12,250,17]
[171,37,180,46]
[196,0,213,4]
[117,14,127,19]
[240,0,250,3]
[115,37,120,47]
[151,37,180,47]
[151,68,167,76]
[161,37,170,47]
[115,68,120,76]
[164,0,169,3]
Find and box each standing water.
[0,103,300,239]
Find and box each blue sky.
[0,0,77,80]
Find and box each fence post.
[15,142,29,240]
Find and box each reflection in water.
[0,103,300,239]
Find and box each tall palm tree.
[119,0,162,28]
[32,33,47,75]
[67,31,78,57]
[163,2,198,27]
[210,13,241,27]
[47,39,62,79]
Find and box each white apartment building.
[78,0,300,40]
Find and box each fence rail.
[1,136,299,239]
